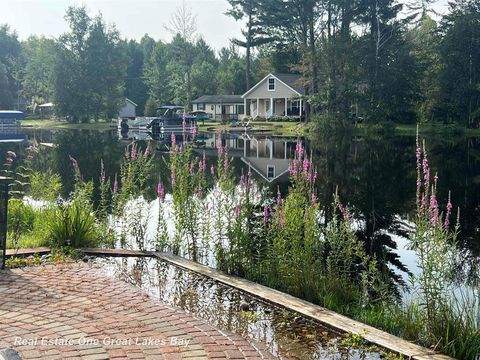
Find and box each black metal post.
[0,177,10,270]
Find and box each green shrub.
[7,198,36,249]
[29,170,62,201]
[47,191,100,248]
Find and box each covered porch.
[244,97,304,119]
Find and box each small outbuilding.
[118,98,137,119]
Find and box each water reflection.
[94,256,387,360]
[6,128,480,289]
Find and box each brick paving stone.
[0,263,276,359]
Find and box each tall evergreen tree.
[438,0,480,127]
[226,0,274,90]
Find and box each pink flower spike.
[263,206,269,227]
[113,174,118,194]
[277,187,282,208]
[157,181,165,203]
[444,192,453,230]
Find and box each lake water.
[3,127,479,288]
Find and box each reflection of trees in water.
[17,128,480,288]
[309,133,416,293]
[308,131,480,291]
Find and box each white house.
[242,73,305,120]
[118,98,137,118]
[191,95,244,121]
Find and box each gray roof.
[273,73,304,95]
[192,95,243,104]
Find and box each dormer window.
[268,78,275,91]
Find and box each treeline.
[0,1,479,126]
[0,5,249,122]
[226,0,479,126]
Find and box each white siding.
[244,76,299,99]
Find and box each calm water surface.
[3,127,479,286]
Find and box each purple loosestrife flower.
[263,206,269,227]
[302,158,310,174]
[199,152,206,173]
[210,165,215,177]
[190,124,197,137]
[276,187,282,208]
[113,174,118,194]
[190,162,195,176]
[240,173,245,189]
[311,191,317,204]
[429,190,439,225]
[171,132,176,146]
[131,146,138,159]
[444,192,453,230]
[157,181,165,203]
[422,148,430,191]
[216,139,223,156]
[223,155,229,170]
[338,202,350,220]
[234,205,241,218]
[247,167,253,188]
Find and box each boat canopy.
[157,106,184,110]
[0,111,24,120]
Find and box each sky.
[0,0,243,50]
[0,0,451,51]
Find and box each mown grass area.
[394,123,480,136]
[198,120,306,136]
[20,118,116,131]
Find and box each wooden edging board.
[4,247,455,359]
[152,251,454,360]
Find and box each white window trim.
[267,165,275,179]
[267,78,275,92]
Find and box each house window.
[237,105,244,114]
[268,78,275,91]
[267,165,275,179]
[198,103,205,110]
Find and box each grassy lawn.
[20,118,116,131]
[394,123,480,137]
[198,120,306,136]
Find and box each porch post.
[284,141,287,159]
[299,98,303,119]
[269,97,273,120]
[256,98,259,118]
[284,98,288,116]
[244,98,247,118]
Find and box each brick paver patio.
[0,263,276,360]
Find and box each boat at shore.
[118,106,197,134]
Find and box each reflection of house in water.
[201,134,299,183]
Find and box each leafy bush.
[29,170,62,201]
[7,198,36,249]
